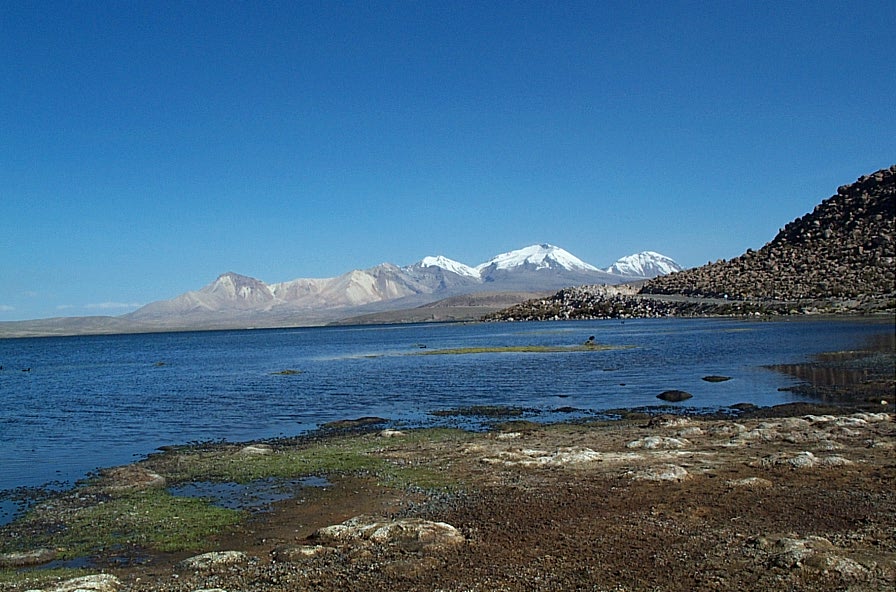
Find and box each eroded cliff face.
[642,166,895,301]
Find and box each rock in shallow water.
[657,390,693,402]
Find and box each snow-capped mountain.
[125,244,682,329]
[605,251,683,278]
[476,244,600,274]
[415,256,480,278]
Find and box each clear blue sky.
[2,1,894,321]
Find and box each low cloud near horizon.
[54,302,143,312]
[85,302,144,310]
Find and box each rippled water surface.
[0,317,890,495]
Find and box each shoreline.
[1,334,893,591]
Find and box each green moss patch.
[4,490,242,559]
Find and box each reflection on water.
[769,328,895,403]
[770,363,871,387]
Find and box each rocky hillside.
[642,166,895,304]
[485,166,895,322]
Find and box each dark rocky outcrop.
[642,166,895,304]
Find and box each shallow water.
[0,317,890,500]
[168,476,331,512]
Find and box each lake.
[0,317,890,499]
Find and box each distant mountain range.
[123,245,680,329]
[0,246,681,336]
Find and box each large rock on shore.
[315,516,465,552]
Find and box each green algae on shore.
[2,489,242,560]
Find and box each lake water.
[0,317,890,499]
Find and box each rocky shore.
[1,347,893,592]
[480,284,891,322]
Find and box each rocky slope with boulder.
[643,165,895,306]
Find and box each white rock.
[676,427,704,437]
[817,455,854,467]
[239,444,273,455]
[630,464,689,481]
[727,477,773,489]
[179,551,247,571]
[316,516,464,551]
[378,429,406,438]
[626,436,690,449]
[44,575,121,592]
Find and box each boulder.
[99,465,166,491]
[657,390,693,402]
[702,375,732,382]
[629,464,690,482]
[271,544,333,562]
[238,444,273,455]
[315,516,464,552]
[41,574,121,592]
[178,550,248,571]
[625,436,690,449]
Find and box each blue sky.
[2,1,894,321]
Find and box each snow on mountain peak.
[476,244,600,273]
[605,251,683,278]
[416,255,480,278]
